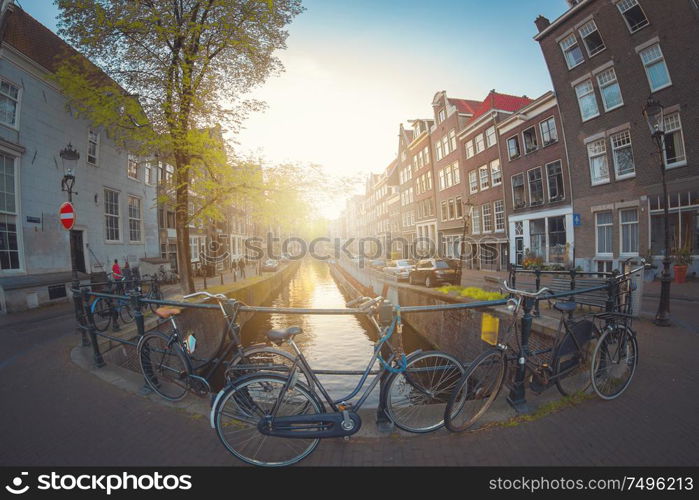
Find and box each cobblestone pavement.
[0,295,697,467]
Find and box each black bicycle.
[140,274,164,314]
[137,291,309,401]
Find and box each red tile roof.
[448,98,481,115]
[471,91,533,119]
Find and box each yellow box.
[481,313,499,345]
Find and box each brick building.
[396,123,415,255]
[498,91,574,267]
[408,119,436,258]
[535,0,699,274]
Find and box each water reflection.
[241,259,431,407]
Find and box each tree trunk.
[175,153,195,294]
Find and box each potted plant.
[672,246,693,284]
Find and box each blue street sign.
[573,213,581,227]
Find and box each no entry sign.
[59,202,76,230]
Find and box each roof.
[448,98,481,115]
[471,91,533,119]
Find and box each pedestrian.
[112,259,122,280]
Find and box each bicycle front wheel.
[119,302,135,324]
[147,288,163,314]
[91,298,112,332]
[445,348,506,433]
[138,332,191,401]
[382,351,465,433]
[213,374,322,467]
[591,325,638,400]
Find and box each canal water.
[240,259,432,407]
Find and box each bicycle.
[140,274,164,314]
[137,291,310,402]
[89,273,135,332]
[209,296,465,467]
[444,282,600,433]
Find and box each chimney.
[535,15,551,32]
[567,0,581,8]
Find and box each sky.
[16,0,570,218]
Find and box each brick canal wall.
[330,259,556,362]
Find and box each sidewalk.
[159,263,261,298]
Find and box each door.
[515,237,524,266]
[70,230,86,273]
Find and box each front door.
[70,230,86,273]
[515,237,524,266]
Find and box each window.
[617,0,649,33]
[485,126,496,148]
[104,189,120,241]
[479,165,490,190]
[438,169,445,191]
[530,219,546,258]
[663,113,686,167]
[548,216,567,263]
[0,78,20,128]
[596,211,613,255]
[127,156,139,180]
[190,236,201,262]
[465,140,474,159]
[475,133,485,154]
[546,161,565,201]
[472,206,481,234]
[88,130,100,165]
[455,197,463,218]
[620,209,639,254]
[578,20,605,57]
[469,170,478,194]
[441,201,448,221]
[448,129,457,153]
[448,199,456,219]
[145,163,155,185]
[528,168,544,205]
[507,136,520,160]
[426,170,433,190]
[587,139,610,184]
[523,127,538,154]
[451,162,460,185]
[540,117,558,146]
[0,154,19,270]
[560,33,584,69]
[575,80,599,121]
[482,204,493,232]
[128,196,142,242]
[435,140,444,161]
[512,173,526,208]
[610,130,635,178]
[494,200,505,231]
[167,210,176,229]
[438,109,446,123]
[490,159,502,186]
[640,44,671,92]
[597,68,623,111]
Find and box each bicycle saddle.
[553,301,576,313]
[266,326,303,344]
[155,307,182,319]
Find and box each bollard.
[78,289,91,347]
[534,269,541,317]
[131,289,146,337]
[507,296,533,414]
[83,294,105,368]
[509,264,516,290]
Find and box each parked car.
[409,259,459,287]
[261,259,279,272]
[368,258,387,270]
[383,259,416,281]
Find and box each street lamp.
[60,143,80,202]
[642,97,671,326]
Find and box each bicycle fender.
[210,389,227,429]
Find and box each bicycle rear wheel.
[226,345,311,387]
[119,302,135,324]
[91,298,112,332]
[138,332,191,401]
[591,325,638,400]
[444,349,506,433]
[554,325,597,397]
[213,374,322,467]
[382,351,465,433]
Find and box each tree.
[54,0,303,293]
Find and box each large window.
[546,161,565,202]
[88,130,99,165]
[610,130,635,178]
[448,129,457,153]
[540,117,558,146]
[471,206,481,234]
[620,209,639,255]
[575,80,599,121]
[455,197,463,218]
[494,200,505,232]
[597,68,623,111]
[0,79,20,128]
[482,204,493,232]
[617,0,649,33]
[663,113,686,167]
[587,139,610,185]
[560,33,584,69]
[640,43,671,92]
[469,170,478,194]
[523,127,538,154]
[441,201,448,221]
[530,219,546,258]
[0,154,19,270]
[490,159,502,186]
[127,156,139,180]
[486,126,496,148]
[104,189,120,241]
[465,140,474,159]
[475,133,485,154]
[528,168,544,206]
[512,173,526,208]
[578,20,605,57]
[128,196,142,242]
[507,135,520,160]
[548,216,567,263]
[596,211,613,255]
[435,140,444,161]
[448,199,456,220]
[479,165,490,190]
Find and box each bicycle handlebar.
[345,296,383,310]
[501,281,553,299]
[184,291,227,301]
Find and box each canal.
[240,259,432,407]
